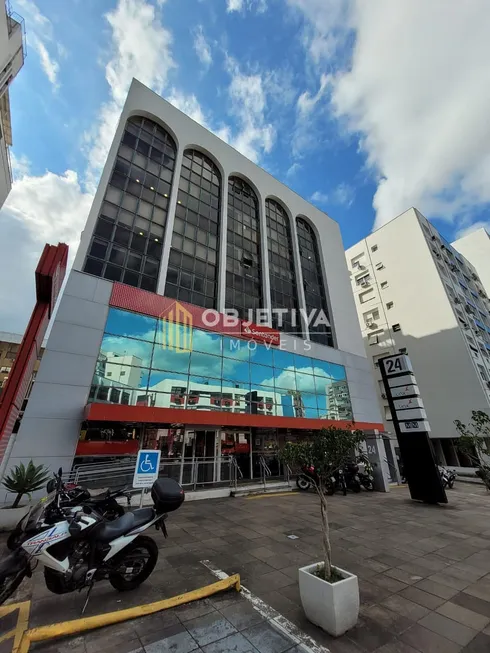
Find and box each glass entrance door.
[252,428,283,479]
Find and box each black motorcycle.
[296,465,347,495]
[358,461,375,491]
[342,462,361,493]
[7,477,131,551]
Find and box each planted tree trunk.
[319,487,332,580]
[12,493,23,509]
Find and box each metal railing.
[259,455,272,490]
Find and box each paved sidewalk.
[2,482,490,652]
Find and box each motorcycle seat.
[95,513,135,542]
[131,507,156,529]
[90,486,126,501]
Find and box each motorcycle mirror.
[46,479,56,493]
[82,506,92,514]
[58,467,63,477]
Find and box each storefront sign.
[391,384,420,398]
[399,420,431,433]
[240,322,280,346]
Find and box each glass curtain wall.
[296,217,334,347]
[165,150,221,308]
[89,307,352,420]
[83,116,176,292]
[266,199,299,333]
[225,177,262,319]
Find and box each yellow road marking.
[17,575,240,653]
[246,492,299,500]
[0,600,31,653]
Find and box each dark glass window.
[83,115,176,290]
[266,199,298,333]
[165,150,221,309]
[296,217,333,347]
[225,177,262,320]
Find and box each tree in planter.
[454,411,490,490]
[280,426,364,581]
[2,461,51,508]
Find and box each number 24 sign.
[382,354,413,377]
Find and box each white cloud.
[310,183,355,208]
[297,74,329,117]
[286,162,302,178]
[222,57,276,162]
[84,0,176,193]
[193,25,213,70]
[293,0,490,232]
[167,90,209,127]
[454,221,490,241]
[226,0,267,14]
[16,0,61,88]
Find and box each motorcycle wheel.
[325,480,335,496]
[296,476,311,491]
[448,479,455,489]
[102,503,126,520]
[0,566,27,605]
[362,480,374,491]
[6,527,24,551]
[351,481,361,493]
[109,536,158,591]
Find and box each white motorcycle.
[0,473,184,608]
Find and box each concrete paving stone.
[35,635,89,653]
[399,586,446,610]
[240,560,276,578]
[218,602,265,631]
[246,571,295,593]
[344,615,395,652]
[373,555,411,569]
[463,582,490,602]
[383,568,423,586]
[185,612,237,647]
[259,590,299,615]
[414,578,460,600]
[359,582,393,606]
[370,574,409,594]
[418,612,478,647]
[371,640,420,653]
[201,632,259,653]
[444,565,488,584]
[461,632,490,653]
[380,595,431,622]
[132,611,181,636]
[396,562,434,578]
[144,629,199,653]
[436,601,490,631]
[362,559,391,574]
[453,591,490,618]
[241,622,295,653]
[174,600,217,622]
[400,623,463,653]
[427,573,473,591]
[84,621,140,653]
[362,604,414,636]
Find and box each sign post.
[379,354,447,504]
[133,449,161,507]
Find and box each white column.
[290,217,309,339]
[259,197,272,326]
[156,149,184,296]
[217,175,229,314]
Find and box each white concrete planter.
[298,562,359,637]
[0,506,29,532]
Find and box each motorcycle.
[0,470,184,608]
[438,466,457,489]
[296,465,347,496]
[6,475,131,551]
[342,462,361,493]
[357,461,375,491]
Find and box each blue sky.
[1,0,490,332]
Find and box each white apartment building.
[346,208,490,467]
[0,1,25,208]
[453,228,490,298]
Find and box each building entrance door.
[252,429,284,479]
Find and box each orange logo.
[158,301,193,352]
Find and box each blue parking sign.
[133,449,161,488]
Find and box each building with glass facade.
[3,80,383,486]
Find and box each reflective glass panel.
[295,371,317,394]
[105,308,157,342]
[99,334,153,368]
[192,329,222,356]
[151,346,190,374]
[294,354,314,375]
[249,345,274,367]
[190,351,223,379]
[222,337,250,361]
[250,363,275,388]
[148,370,189,393]
[222,359,250,385]
[272,349,295,370]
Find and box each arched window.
[266,199,299,333]
[83,115,176,292]
[165,150,221,309]
[296,217,333,346]
[225,177,262,319]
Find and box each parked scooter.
[0,469,184,608]
[438,466,457,489]
[6,476,131,551]
[342,461,362,493]
[296,465,340,495]
[357,459,375,491]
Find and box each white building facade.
[0,1,25,208]
[346,208,490,467]
[3,79,384,484]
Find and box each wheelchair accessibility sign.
[133,449,161,488]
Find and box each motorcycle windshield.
[24,492,56,531]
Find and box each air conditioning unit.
[368,322,377,329]
[454,298,461,304]
[360,281,369,288]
